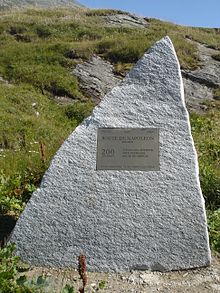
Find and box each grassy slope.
[0,7,219,249]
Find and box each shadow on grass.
[0,215,16,247]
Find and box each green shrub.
[106,41,142,63]
[8,26,27,35]
[35,25,53,38]
[97,36,151,63]
[65,102,94,124]
[0,170,42,216]
[0,244,21,293]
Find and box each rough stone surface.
[182,40,220,111]
[72,55,121,103]
[182,71,220,89]
[102,13,148,28]
[11,37,211,272]
[183,77,213,112]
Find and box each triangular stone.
[11,37,211,272]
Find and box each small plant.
[78,254,88,293]
[0,244,48,292]
[0,170,42,216]
[17,275,49,292]
[38,141,47,165]
[62,284,76,293]
[8,26,27,35]
[35,26,52,38]
[97,281,106,290]
[0,243,20,292]
[62,255,106,293]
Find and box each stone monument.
[11,36,211,272]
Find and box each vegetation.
[0,5,220,288]
[85,8,128,16]
[190,103,220,210]
[0,244,106,293]
[191,101,220,252]
[212,53,220,62]
[213,88,220,100]
[0,243,49,292]
[208,209,220,252]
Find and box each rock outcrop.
[72,40,220,112]
[182,41,220,111]
[101,12,149,28]
[72,55,121,104]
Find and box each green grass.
[0,7,209,75]
[208,209,220,252]
[0,82,93,215]
[191,104,220,210]
[85,8,128,16]
[185,27,220,50]
[191,102,220,252]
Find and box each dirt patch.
[25,254,220,292]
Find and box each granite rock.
[72,55,121,104]
[11,36,211,272]
[182,41,220,111]
[102,13,149,28]
[182,71,220,89]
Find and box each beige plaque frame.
[96,128,160,171]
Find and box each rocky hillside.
[0,0,82,10]
[0,6,219,292]
[73,41,220,112]
[71,14,220,112]
[0,6,219,243]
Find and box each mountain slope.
[0,8,219,252]
[0,0,83,10]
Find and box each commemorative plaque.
[96,128,159,171]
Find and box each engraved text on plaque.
[96,128,159,171]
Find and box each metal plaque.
[96,128,159,171]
